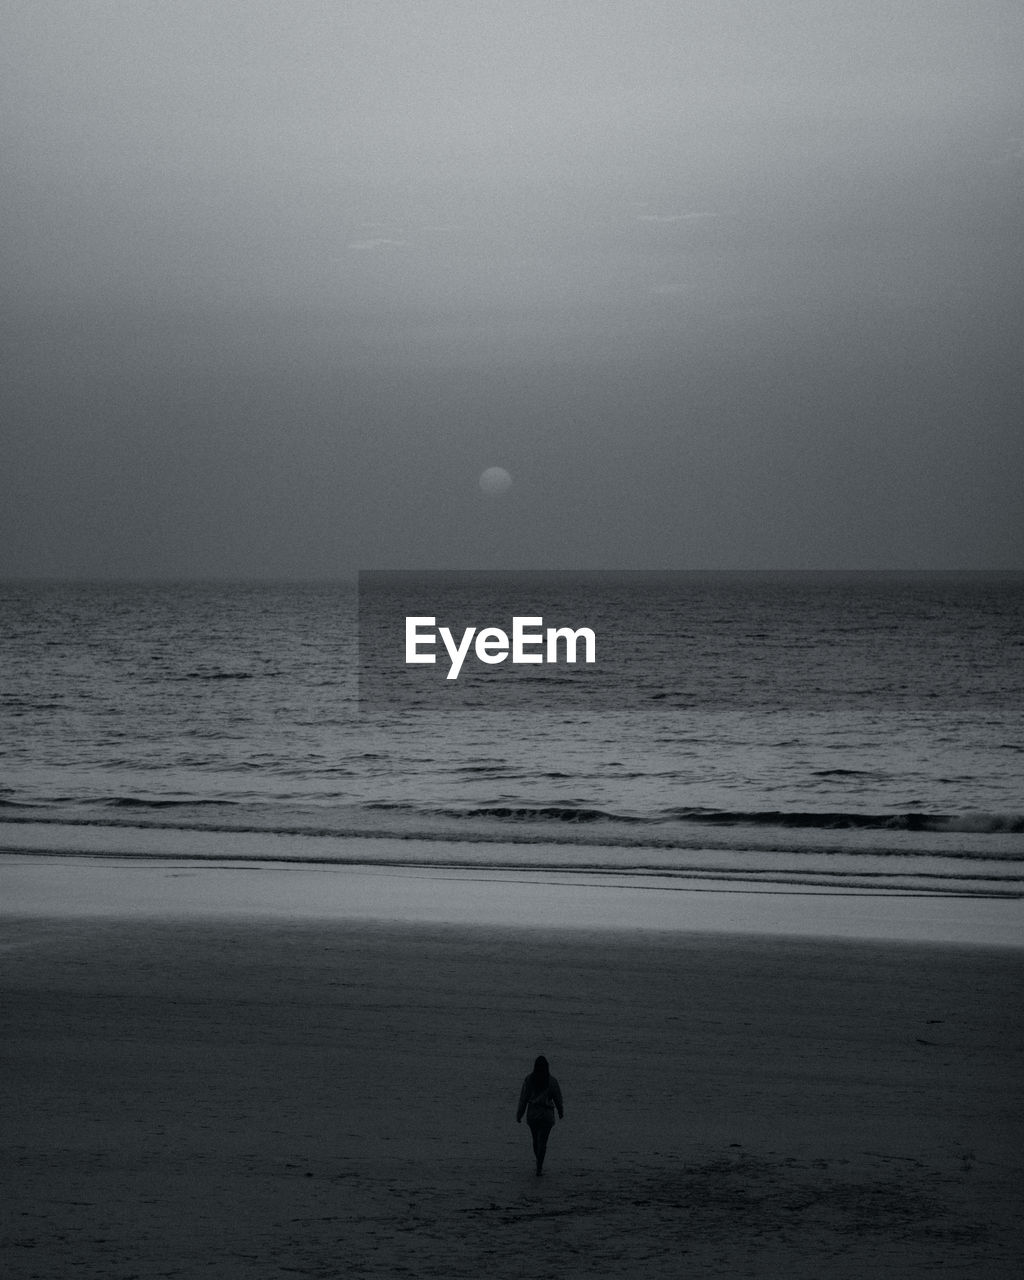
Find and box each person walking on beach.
[516,1054,564,1176]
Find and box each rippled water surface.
[2,574,1021,899]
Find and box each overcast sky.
[2,0,1021,576]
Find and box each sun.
[479,466,512,494]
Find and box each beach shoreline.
[2,849,1022,948]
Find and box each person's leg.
[529,1119,554,1174]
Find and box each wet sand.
[2,849,1022,945]
[2,908,1022,1278]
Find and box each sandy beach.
[5,2,1023,1275]
[3,872,1022,1278]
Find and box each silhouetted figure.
[516,1054,564,1175]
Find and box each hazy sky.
[2,0,1021,576]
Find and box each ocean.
[1,573,1022,905]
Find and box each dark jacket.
[517,1073,564,1124]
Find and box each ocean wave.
[3,794,1023,836]
[3,801,1022,863]
[380,803,643,825]
[664,808,1024,835]
[104,796,240,810]
[0,796,242,811]
[368,801,1024,835]
[810,768,881,778]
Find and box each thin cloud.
[636,212,720,224]
[347,238,412,251]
